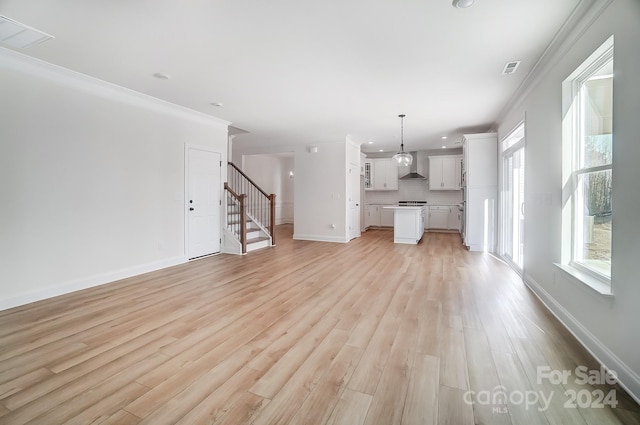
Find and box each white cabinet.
[365,204,394,228]
[429,155,462,190]
[427,205,462,231]
[372,159,398,191]
[380,207,394,227]
[462,133,497,251]
[428,206,449,229]
[391,207,425,244]
[365,204,380,227]
[463,135,497,188]
[448,206,462,231]
[364,160,373,190]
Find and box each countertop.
[382,205,425,210]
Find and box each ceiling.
[1,0,583,153]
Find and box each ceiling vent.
[0,15,54,49]
[502,61,521,75]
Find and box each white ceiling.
[1,0,582,153]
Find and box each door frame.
[184,144,223,260]
[499,122,526,274]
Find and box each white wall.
[293,142,349,242]
[495,0,640,400]
[0,48,229,310]
[241,154,294,224]
[233,141,353,242]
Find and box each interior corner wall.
[293,143,348,242]
[0,50,229,310]
[495,0,640,400]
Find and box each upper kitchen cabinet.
[364,159,373,190]
[371,158,398,191]
[429,155,462,190]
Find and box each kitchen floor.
[0,225,637,424]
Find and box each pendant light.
[452,0,475,8]
[392,114,413,166]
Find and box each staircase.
[224,163,276,254]
[226,201,271,252]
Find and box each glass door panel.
[502,146,525,270]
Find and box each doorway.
[501,124,525,272]
[186,146,221,259]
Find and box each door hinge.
[220,161,222,167]
[220,200,222,205]
[220,238,222,244]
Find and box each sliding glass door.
[501,125,525,272]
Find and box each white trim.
[293,234,349,243]
[553,263,613,296]
[523,273,640,404]
[0,46,230,128]
[275,201,294,225]
[0,256,186,312]
[561,36,614,282]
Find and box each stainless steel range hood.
[399,152,427,180]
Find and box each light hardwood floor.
[1,225,638,425]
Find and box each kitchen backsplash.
[364,180,462,205]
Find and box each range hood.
[399,152,427,180]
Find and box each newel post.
[269,193,276,246]
[239,194,247,254]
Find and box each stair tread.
[246,236,270,244]
[228,220,254,225]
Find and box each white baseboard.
[292,233,348,243]
[0,256,186,311]
[524,273,640,404]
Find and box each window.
[561,36,613,289]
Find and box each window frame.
[559,35,614,293]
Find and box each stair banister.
[227,162,276,246]
[224,182,247,254]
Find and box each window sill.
[553,263,613,297]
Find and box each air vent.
[502,61,521,75]
[0,15,54,49]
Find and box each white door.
[348,165,360,240]
[187,147,221,259]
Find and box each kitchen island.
[383,206,425,244]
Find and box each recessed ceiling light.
[379,149,384,152]
[441,136,448,140]
[368,141,373,144]
[210,102,223,107]
[153,73,170,80]
[442,145,447,149]
[452,0,474,8]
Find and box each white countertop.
[382,205,425,210]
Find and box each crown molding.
[495,0,614,124]
[0,46,231,128]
